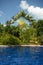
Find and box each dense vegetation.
[0,11,43,45]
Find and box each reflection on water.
[0,46,43,65]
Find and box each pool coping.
[0,45,43,47]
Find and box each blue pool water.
[0,46,43,65]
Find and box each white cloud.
[20,0,43,20]
[20,0,29,10]
[0,11,4,17]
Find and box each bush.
[0,34,21,45]
[38,35,43,45]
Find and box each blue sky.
[0,0,43,24]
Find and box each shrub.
[38,35,43,45]
[0,34,21,45]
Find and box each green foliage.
[37,20,43,36]
[37,20,43,44]
[12,11,32,22]
[0,23,4,35]
[0,34,21,45]
[0,11,43,45]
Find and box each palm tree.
[12,10,32,23]
[6,20,11,26]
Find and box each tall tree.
[12,11,32,23]
[0,23,4,35]
[37,20,43,44]
[37,20,43,36]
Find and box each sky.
[0,0,43,24]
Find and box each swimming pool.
[0,46,43,65]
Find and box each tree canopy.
[0,11,43,45]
